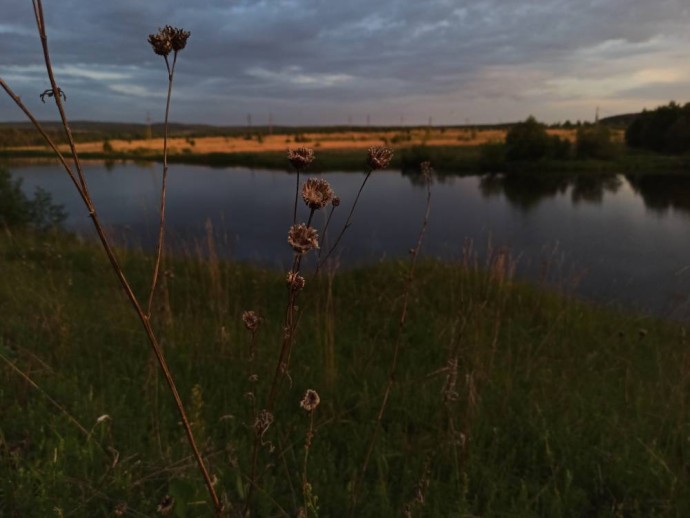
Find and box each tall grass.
[1,230,690,515]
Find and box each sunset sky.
[1,0,689,126]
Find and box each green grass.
[4,144,690,175]
[1,229,690,516]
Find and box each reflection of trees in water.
[626,174,690,215]
[478,173,621,211]
[571,175,621,205]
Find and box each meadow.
[2,229,690,516]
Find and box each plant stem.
[147,52,177,317]
[15,2,223,513]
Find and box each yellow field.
[13,127,606,156]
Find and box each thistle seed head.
[148,26,190,56]
[287,271,306,291]
[287,147,315,170]
[168,26,190,51]
[302,178,335,210]
[148,30,172,56]
[242,310,260,331]
[367,146,394,170]
[300,389,320,411]
[288,223,319,254]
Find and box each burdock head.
[367,146,394,170]
[288,224,319,254]
[287,148,315,170]
[302,178,335,210]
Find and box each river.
[8,160,690,319]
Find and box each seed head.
[332,196,341,207]
[287,271,306,291]
[288,223,319,254]
[287,148,315,170]
[300,389,320,412]
[148,26,190,56]
[156,495,175,515]
[168,26,190,51]
[242,310,260,331]
[148,30,172,56]
[302,178,335,210]
[367,146,394,170]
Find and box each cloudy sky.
[1,0,689,126]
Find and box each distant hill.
[598,113,640,128]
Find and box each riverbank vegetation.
[2,227,690,516]
[4,115,688,174]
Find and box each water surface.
[9,161,690,319]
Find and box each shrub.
[576,125,616,159]
[0,168,66,230]
[505,116,552,161]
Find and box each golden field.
[12,127,588,155]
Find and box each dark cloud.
[1,0,688,125]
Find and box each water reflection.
[626,174,690,216]
[478,173,622,210]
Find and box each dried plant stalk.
[0,2,222,513]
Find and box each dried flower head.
[148,26,190,56]
[300,389,320,411]
[168,26,190,51]
[288,223,319,254]
[254,409,274,437]
[332,196,341,207]
[148,28,173,56]
[113,502,128,516]
[242,310,260,331]
[156,495,175,515]
[302,178,335,210]
[287,148,315,169]
[367,146,394,170]
[287,271,306,291]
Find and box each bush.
[505,116,552,161]
[575,125,616,159]
[0,169,66,230]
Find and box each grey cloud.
[1,0,688,124]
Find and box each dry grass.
[12,128,593,156]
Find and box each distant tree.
[102,139,114,153]
[625,101,690,154]
[505,116,552,161]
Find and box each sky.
[1,0,689,127]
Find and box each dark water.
[9,161,690,319]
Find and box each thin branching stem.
[317,168,372,272]
[147,51,178,317]
[293,169,301,224]
[12,3,223,513]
